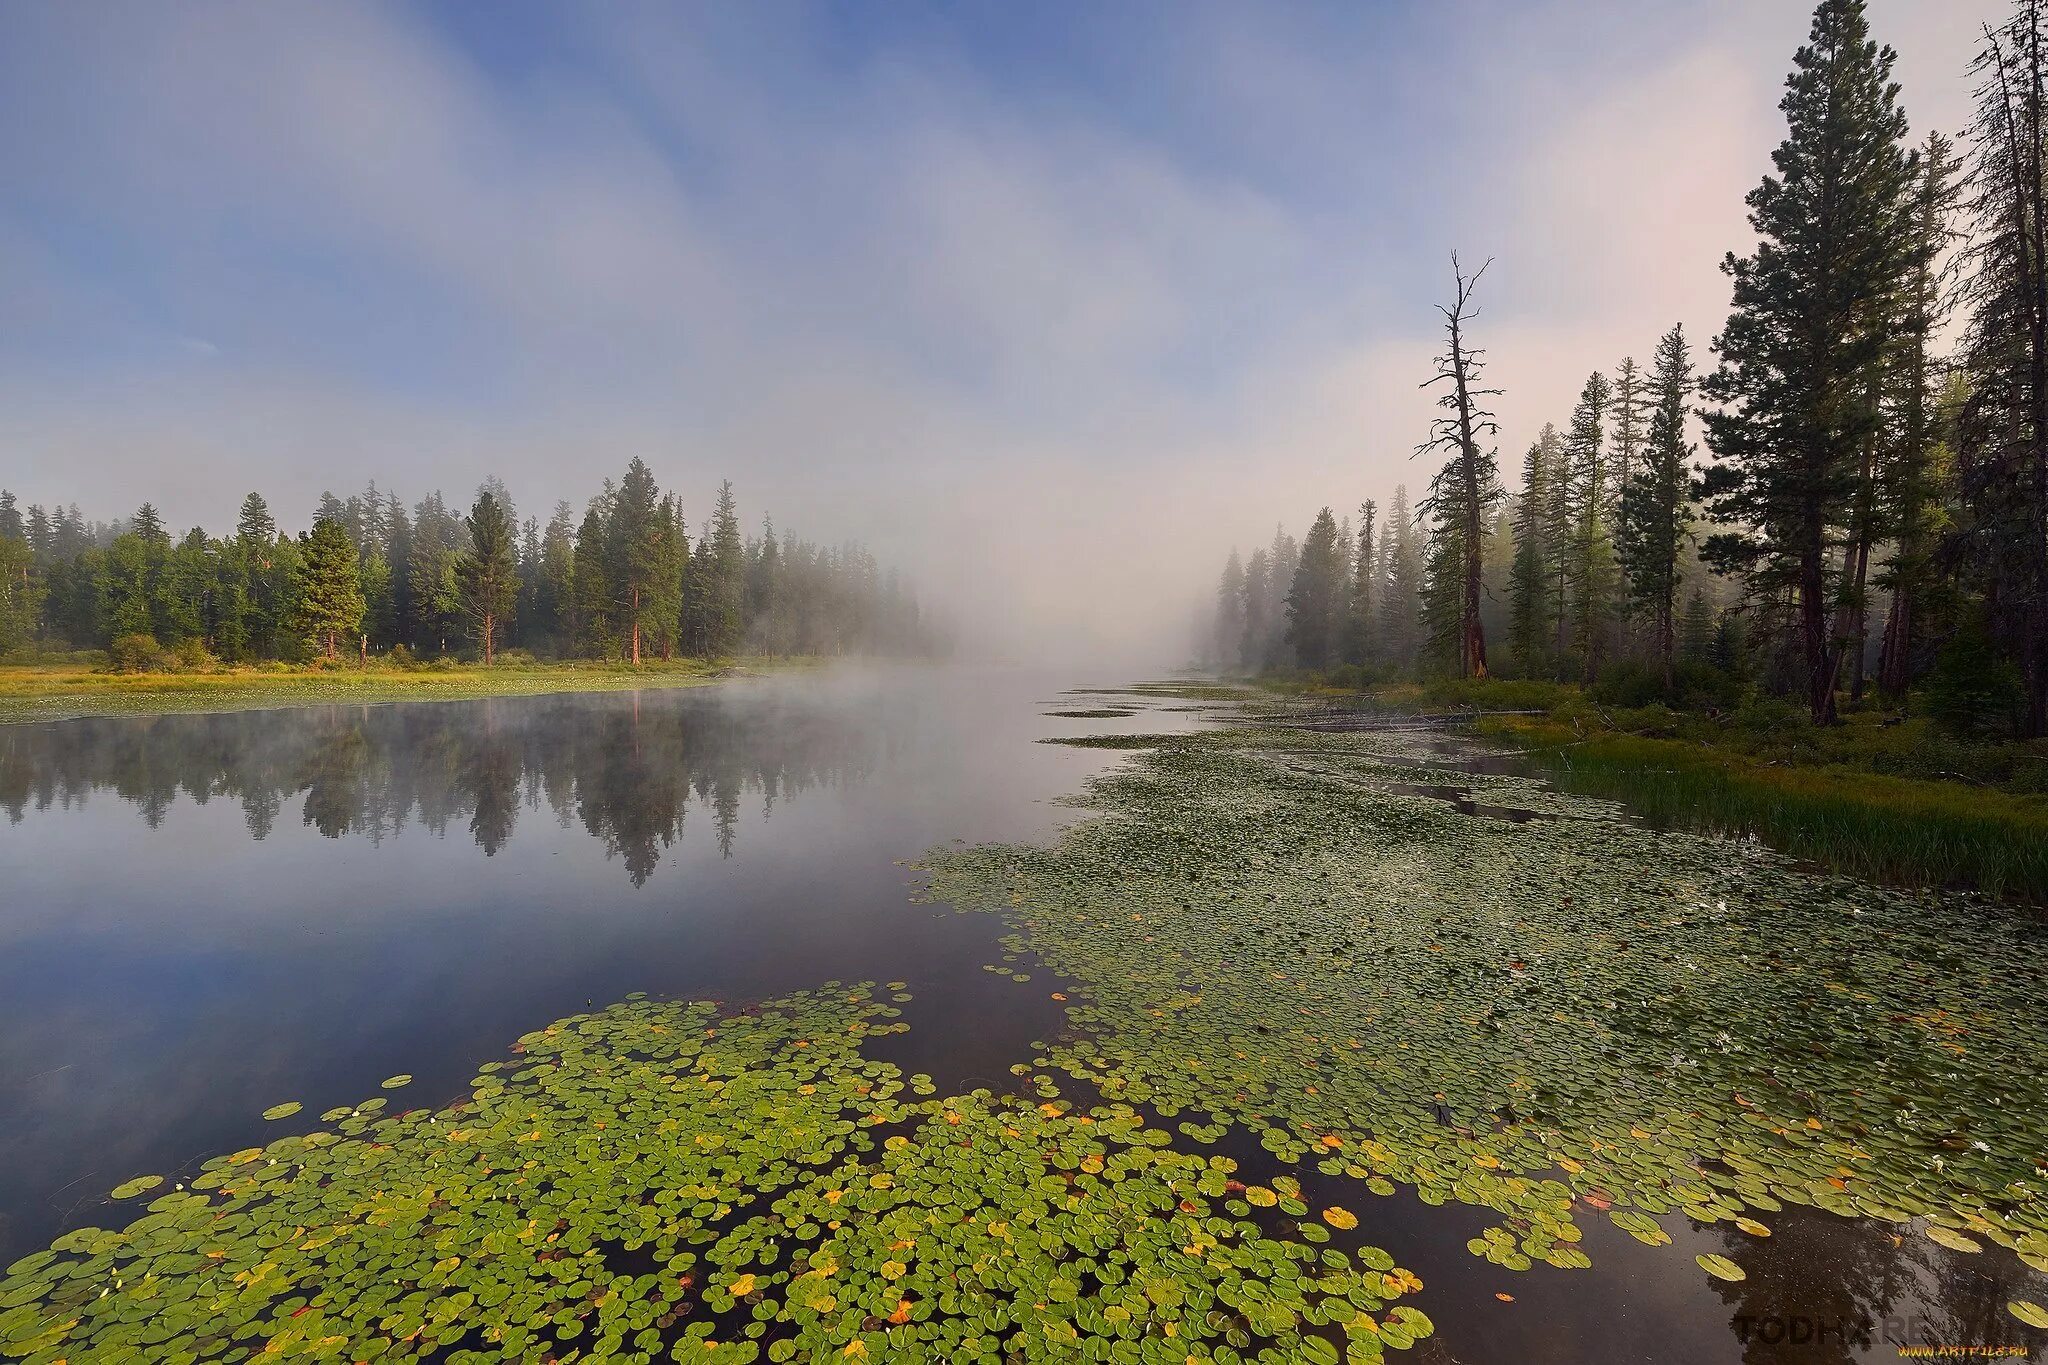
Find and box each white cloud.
[0,0,2013,664]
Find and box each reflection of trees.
[1704,1204,2044,1364]
[0,692,876,886]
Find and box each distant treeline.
[0,458,942,665]
[1211,0,2048,738]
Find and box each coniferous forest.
[0,458,940,667]
[1209,0,2048,739]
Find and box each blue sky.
[0,0,2000,658]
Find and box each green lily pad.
[1696,1253,1746,1282]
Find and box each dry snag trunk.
[1417,253,1500,679]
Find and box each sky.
[0,0,2004,664]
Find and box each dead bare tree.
[1417,253,1504,678]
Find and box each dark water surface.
[0,669,1179,1265]
[0,671,2036,1363]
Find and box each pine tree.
[1507,426,1562,676]
[1380,487,1425,674]
[608,458,666,665]
[1955,3,2048,734]
[1348,501,1377,669]
[703,481,745,657]
[1239,550,1271,668]
[535,502,577,653]
[1876,133,1961,703]
[0,533,39,653]
[457,487,519,663]
[0,491,23,544]
[130,502,167,545]
[295,516,365,659]
[573,498,613,655]
[1618,325,1697,689]
[1609,358,1648,545]
[1563,371,1616,680]
[1214,550,1246,668]
[1679,589,1717,665]
[1700,0,1918,723]
[406,493,465,653]
[1285,508,1345,670]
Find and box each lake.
[1,668,2043,1364]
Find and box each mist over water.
[0,667,1205,1263]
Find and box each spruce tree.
[572,498,613,656]
[1619,325,1697,689]
[1239,550,1271,669]
[1506,426,1562,676]
[1700,0,1918,723]
[535,502,577,653]
[295,516,365,659]
[1284,508,1344,671]
[1380,487,1425,675]
[1214,551,1246,668]
[457,487,519,663]
[1563,371,1616,680]
[608,458,665,665]
[703,480,746,657]
[1348,501,1377,669]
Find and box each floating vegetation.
[11,691,2048,1359]
[260,1101,302,1121]
[1043,709,1140,719]
[923,716,2048,1292]
[0,985,1434,1362]
[1039,733,1176,750]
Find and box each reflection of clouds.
[0,689,880,886]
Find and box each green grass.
[0,657,820,724]
[1479,717,2048,901]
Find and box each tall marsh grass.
[1505,727,2048,902]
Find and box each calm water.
[0,669,2030,1363]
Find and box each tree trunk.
[630,587,641,666]
[1877,587,1911,703]
[483,615,495,665]
[2027,11,2048,736]
[1449,311,1487,679]
[1801,543,1839,725]
[1658,598,1674,694]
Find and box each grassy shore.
[0,657,817,725]
[1269,675,2048,900]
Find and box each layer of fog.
[0,0,1995,673]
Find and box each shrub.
[495,647,538,666]
[109,633,167,672]
[1730,696,1810,742]
[385,644,416,668]
[1925,623,2022,740]
[1589,661,1668,709]
[170,637,217,670]
[1607,702,1681,737]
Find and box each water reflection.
[0,689,883,883]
